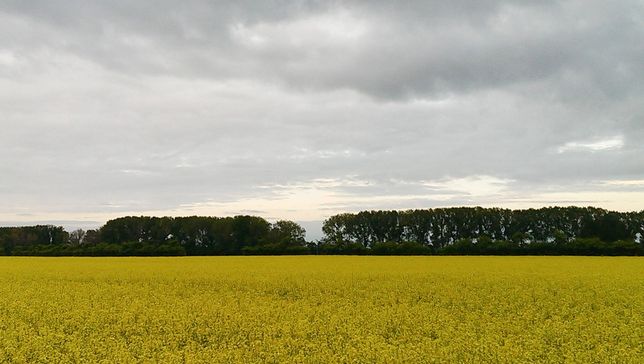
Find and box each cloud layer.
[1,1,643,237]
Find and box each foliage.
[11,241,187,256]
[0,225,68,255]
[322,207,644,255]
[0,216,307,256]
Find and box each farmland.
[0,257,642,363]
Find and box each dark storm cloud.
[0,1,642,234]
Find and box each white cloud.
[0,50,17,66]
[423,175,515,197]
[230,9,370,49]
[601,179,644,187]
[498,191,644,213]
[557,136,624,153]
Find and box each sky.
[1,1,643,239]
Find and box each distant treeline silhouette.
[1,216,307,256]
[1,207,642,256]
[320,207,643,256]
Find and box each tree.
[84,229,101,245]
[269,220,306,246]
[229,216,271,253]
[68,229,86,246]
[322,214,353,245]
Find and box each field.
[0,257,642,363]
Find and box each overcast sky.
[1,1,643,238]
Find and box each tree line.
[1,216,308,256]
[320,207,643,255]
[0,207,642,256]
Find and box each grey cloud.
[2,1,641,99]
[0,1,642,230]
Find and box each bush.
[241,244,310,255]
[371,241,432,255]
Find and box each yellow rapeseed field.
[0,256,642,363]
